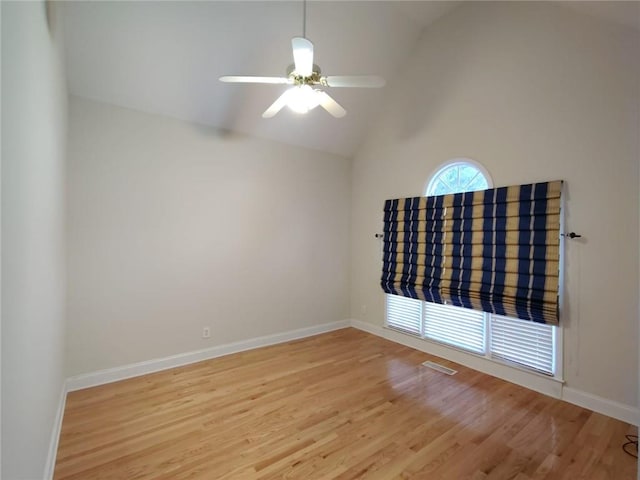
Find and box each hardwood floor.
[54,328,637,479]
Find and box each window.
[386,294,422,336]
[385,159,559,377]
[426,160,490,196]
[424,301,485,354]
[490,314,555,374]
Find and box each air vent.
[421,360,457,375]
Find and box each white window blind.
[386,295,422,336]
[424,302,485,354]
[490,314,555,375]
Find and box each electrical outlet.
[202,327,210,339]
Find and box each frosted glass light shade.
[286,85,321,114]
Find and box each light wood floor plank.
[54,328,637,479]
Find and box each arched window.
[385,159,559,378]
[426,159,492,196]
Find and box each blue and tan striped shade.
[381,180,562,325]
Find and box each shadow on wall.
[559,181,588,380]
[45,0,58,37]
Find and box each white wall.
[66,97,351,376]
[350,2,639,409]
[1,1,68,478]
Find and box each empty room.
[2,1,639,479]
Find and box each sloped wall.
[350,2,639,409]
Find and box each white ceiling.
[62,1,458,157]
[61,1,639,158]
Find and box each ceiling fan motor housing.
[287,64,322,85]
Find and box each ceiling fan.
[219,2,385,118]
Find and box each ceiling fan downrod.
[302,0,307,39]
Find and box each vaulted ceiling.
[61,1,639,158]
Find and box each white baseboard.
[350,319,640,426]
[44,382,68,480]
[66,320,349,392]
[562,387,640,426]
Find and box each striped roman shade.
[381,180,562,325]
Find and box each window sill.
[377,323,565,399]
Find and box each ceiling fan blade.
[219,76,292,85]
[292,37,314,77]
[262,90,292,118]
[323,75,386,88]
[317,91,346,118]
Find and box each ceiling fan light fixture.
[286,85,321,114]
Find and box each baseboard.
[66,320,349,392]
[562,387,640,426]
[44,382,68,480]
[350,319,639,426]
